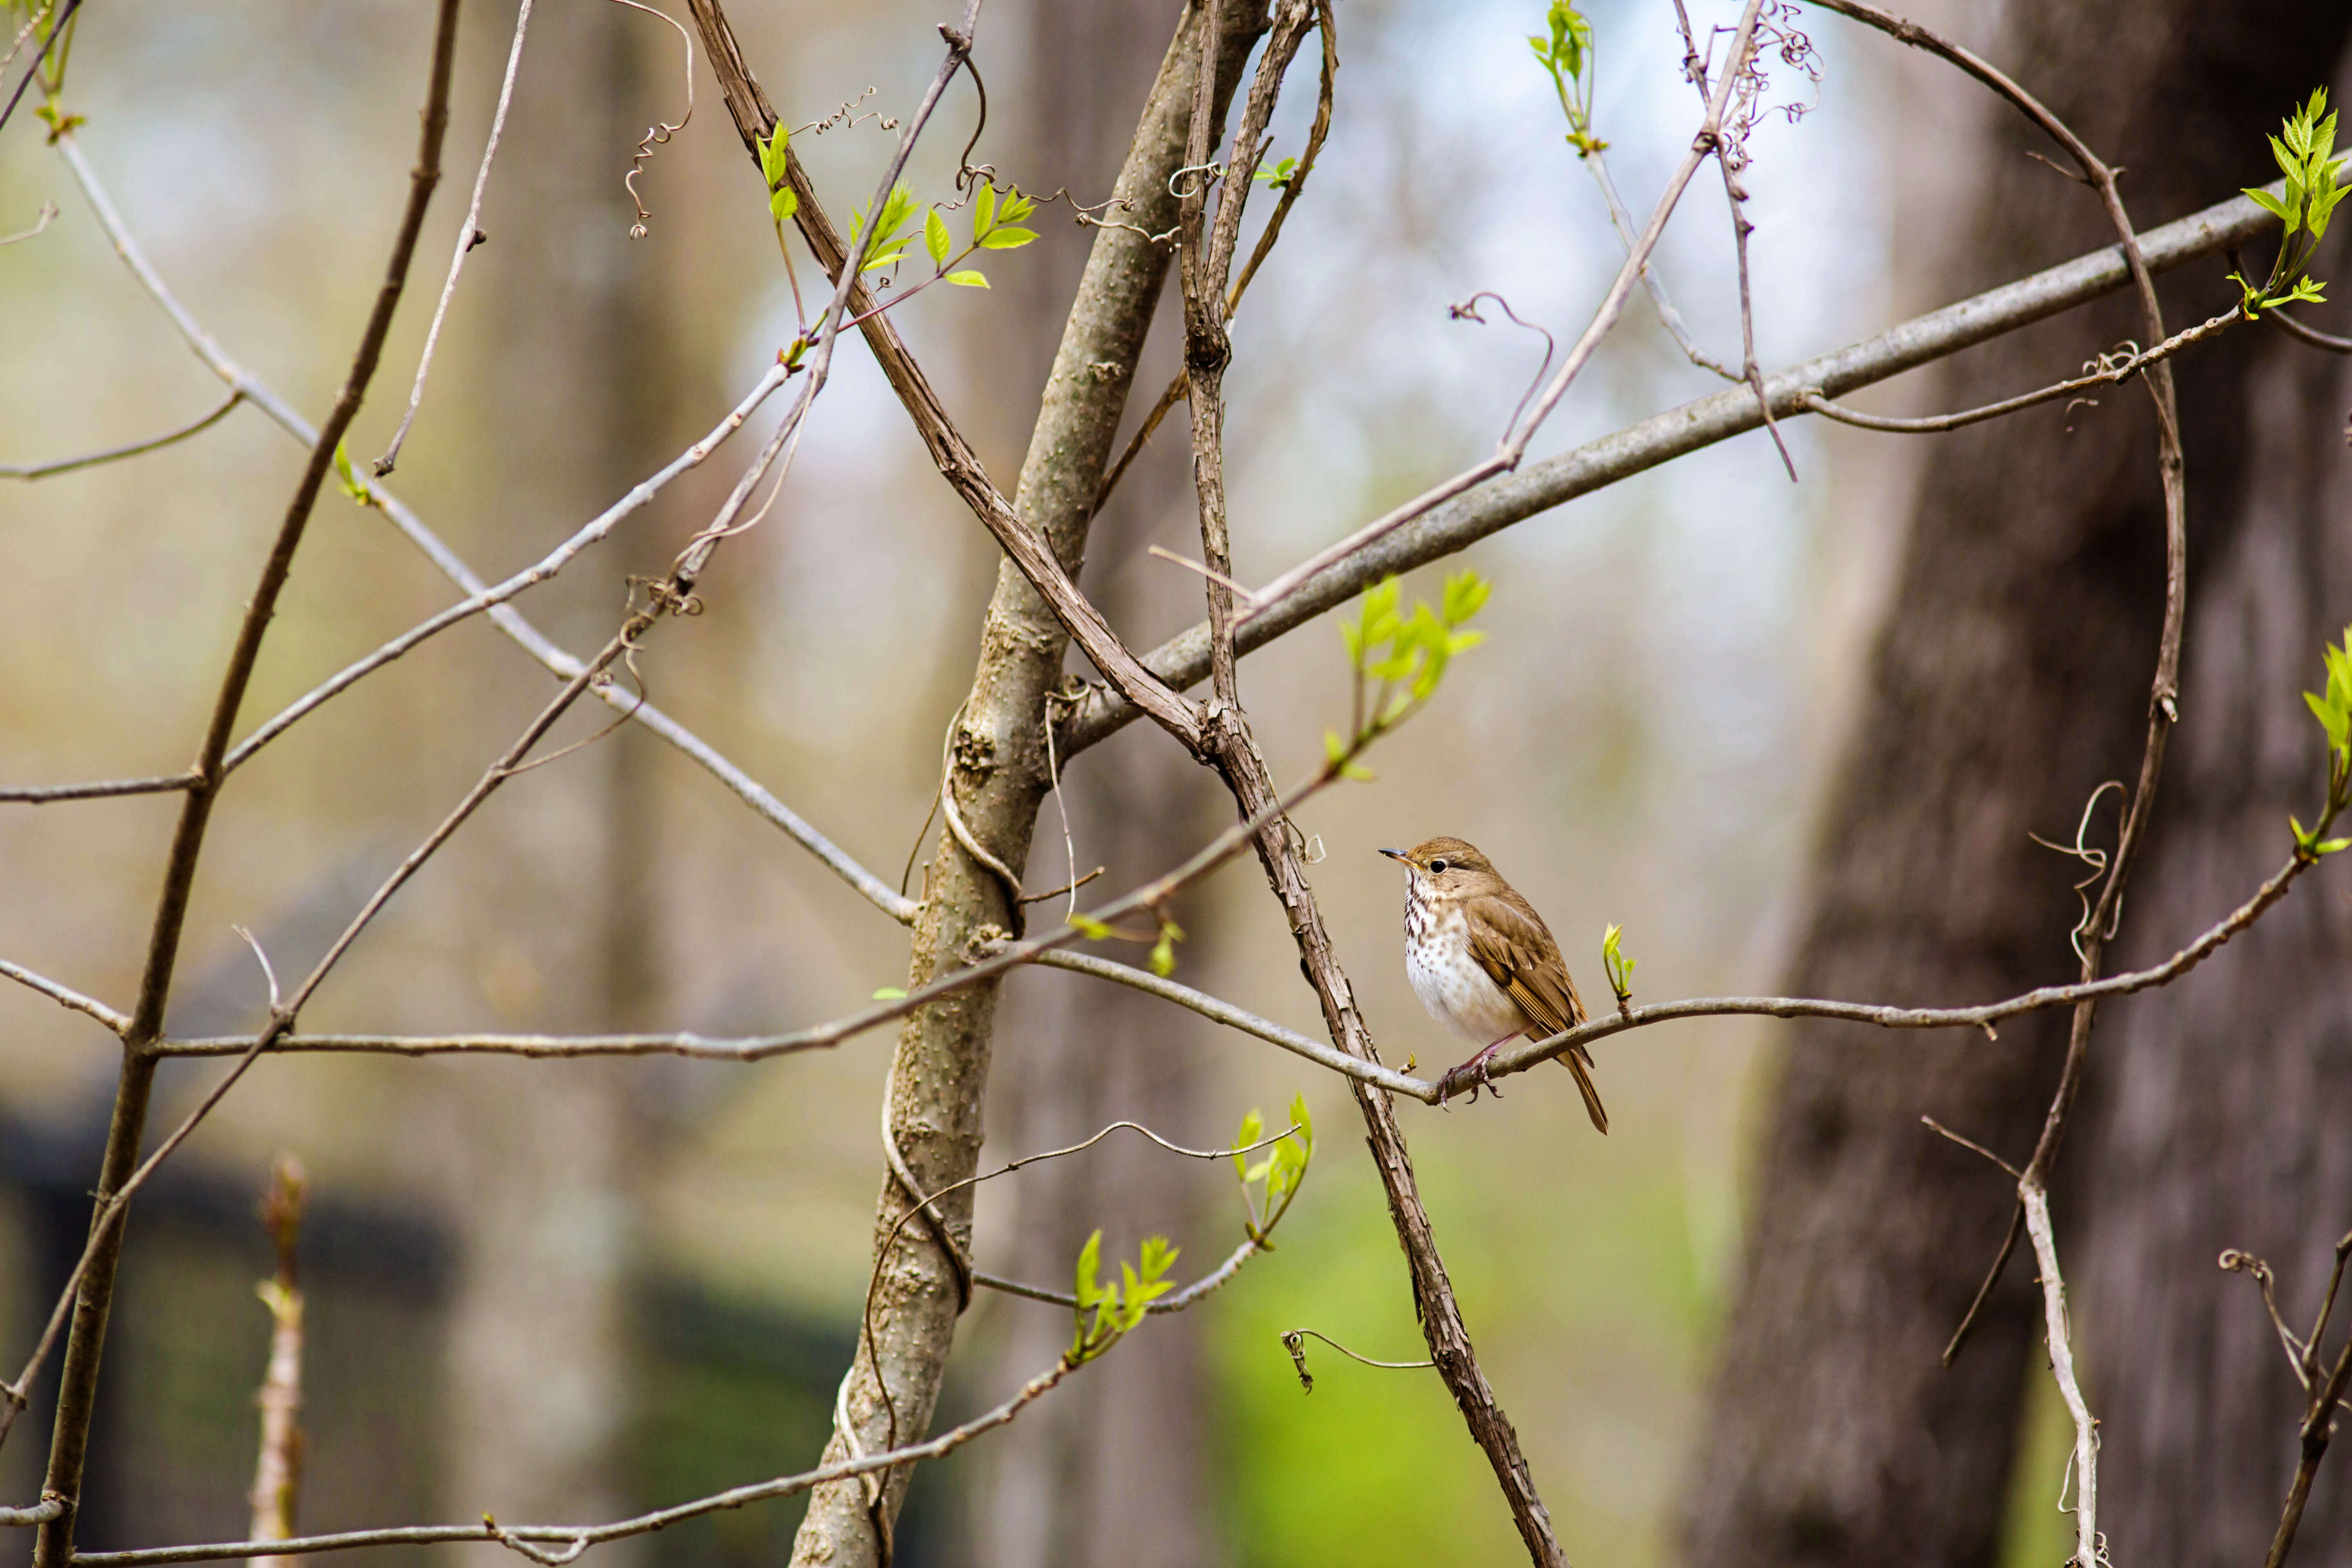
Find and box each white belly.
[1405,903,1527,1045]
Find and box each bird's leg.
[1450,1036,1517,1104]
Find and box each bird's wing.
[1466,892,1607,1134]
[1464,890,1589,1037]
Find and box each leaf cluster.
[1528,2,1604,157]
[1069,1230,1178,1365]
[758,124,799,224]
[1234,1093,1314,1245]
[2233,89,2347,312]
[2292,623,2352,859]
[852,179,1038,290]
[1328,569,1490,777]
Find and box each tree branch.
[0,959,129,1033]
[29,11,463,1555]
[1057,182,2282,757]
[0,392,242,479]
[55,137,919,926]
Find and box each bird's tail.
[1555,1044,1608,1135]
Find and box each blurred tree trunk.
[964,0,1226,1563]
[2073,97,2352,1568]
[436,1,681,1555]
[1679,7,2352,1568]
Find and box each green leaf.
[760,125,790,187]
[1067,912,1113,940]
[1288,1091,1314,1161]
[973,181,998,239]
[2319,837,2352,855]
[1441,568,1491,626]
[1234,1109,1263,1178]
[999,188,1036,223]
[333,441,368,504]
[1139,1234,1178,1290]
[770,185,799,223]
[2247,187,2294,222]
[872,987,908,1000]
[979,225,1039,249]
[945,269,990,287]
[924,206,950,267]
[1074,1229,1105,1309]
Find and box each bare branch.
[1479,841,2315,1088]
[0,962,130,1033]
[2265,309,2352,354]
[56,139,918,926]
[1233,0,1771,623]
[0,1499,64,1529]
[373,0,533,475]
[0,393,241,480]
[1801,307,2238,434]
[224,363,792,779]
[66,1355,1085,1567]
[1058,181,2285,757]
[0,198,57,246]
[26,11,466,1552]
[1020,946,1430,1097]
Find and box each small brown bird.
[1380,837,1607,1130]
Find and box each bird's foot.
[1439,1042,1508,1105]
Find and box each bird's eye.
[1429,859,1448,873]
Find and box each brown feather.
[1461,889,1607,1134]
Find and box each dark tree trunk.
[1679,6,2352,1568]
[2075,67,2352,1566]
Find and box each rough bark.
[2075,86,2352,1564]
[1679,6,2352,1568]
[964,0,1226,1559]
[786,6,1269,1563]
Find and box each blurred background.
[4,1,2345,1566]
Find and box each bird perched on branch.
[1380,837,1607,1129]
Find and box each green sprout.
[2291,623,2352,859]
[1068,1231,1178,1365]
[1601,922,1636,1011]
[331,441,373,508]
[1147,916,1185,978]
[1254,155,1300,192]
[2231,89,2348,314]
[1233,1094,1314,1246]
[1528,2,1605,157]
[1328,569,1490,779]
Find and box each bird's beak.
[1378,847,1408,862]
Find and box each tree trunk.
[2074,47,2352,1561]
[437,3,679,1556]
[786,7,1269,1563]
[1679,6,2352,1568]
[962,1,1227,1558]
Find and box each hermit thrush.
[1380,837,1607,1129]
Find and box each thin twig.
[22,14,466,1546]
[1056,182,2290,759]
[0,961,130,1033]
[58,140,918,925]
[0,393,242,479]
[0,198,56,246]
[1800,308,2238,434]
[226,364,790,778]
[1234,0,1771,624]
[65,1355,1086,1567]
[374,0,535,475]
